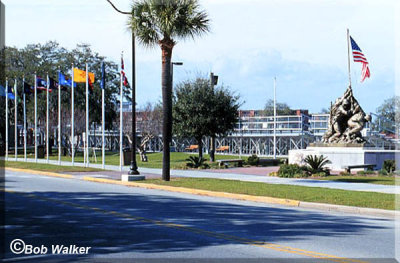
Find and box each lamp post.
[106,0,142,179]
[209,72,218,162]
[171,62,183,89]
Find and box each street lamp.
[106,0,142,179]
[171,62,183,90]
[209,72,218,162]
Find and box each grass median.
[317,175,398,185]
[139,178,397,210]
[3,161,102,173]
[13,152,246,169]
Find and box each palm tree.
[129,0,210,181]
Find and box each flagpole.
[14,78,17,160]
[120,52,123,171]
[23,76,27,161]
[273,77,277,159]
[347,28,352,88]
[46,74,49,163]
[101,62,105,170]
[85,63,89,167]
[71,64,74,166]
[58,70,61,165]
[34,73,37,162]
[5,78,8,161]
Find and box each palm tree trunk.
[197,137,203,159]
[160,39,174,181]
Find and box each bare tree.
[124,102,162,162]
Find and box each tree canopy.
[374,96,400,133]
[263,99,293,115]
[173,77,240,158]
[129,0,210,48]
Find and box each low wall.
[289,146,399,171]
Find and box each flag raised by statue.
[350,36,370,83]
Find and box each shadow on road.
[4,190,391,261]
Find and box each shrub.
[247,154,260,166]
[378,169,388,176]
[277,164,307,178]
[186,156,209,169]
[304,155,331,175]
[269,171,278,177]
[311,172,328,177]
[339,171,351,176]
[383,160,396,173]
[356,170,376,176]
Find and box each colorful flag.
[58,72,75,88]
[24,82,33,94]
[121,57,128,87]
[36,77,52,92]
[350,36,370,82]
[73,68,95,84]
[101,62,105,89]
[49,77,58,90]
[1,85,16,99]
[0,85,7,97]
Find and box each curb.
[298,201,398,218]
[6,168,398,218]
[5,167,74,179]
[82,176,300,207]
[82,176,399,218]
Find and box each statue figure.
[344,106,371,143]
[322,86,370,144]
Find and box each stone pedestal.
[121,174,145,182]
[289,145,399,171]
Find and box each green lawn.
[317,175,399,186]
[14,151,245,169]
[2,161,102,173]
[140,178,398,210]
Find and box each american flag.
[350,36,370,82]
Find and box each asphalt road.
[3,170,399,263]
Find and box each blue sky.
[2,0,398,113]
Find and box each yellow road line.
[5,167,74,179]
[5,190,368,263]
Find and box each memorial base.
[289,145,399,171]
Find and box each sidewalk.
[4,157,400,194]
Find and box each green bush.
[378,169,388,176]
[356,170,376,175]
[277,164,307,178]
[186,156,210,169]
[247,154,259,166]
[383,160,396,173]
[339,171,351,176]
[311,172,328,177]
[304,155,331,175]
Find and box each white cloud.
[2,0,396,113]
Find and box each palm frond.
[128,0,210,46]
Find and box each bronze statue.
[322,86,370,144]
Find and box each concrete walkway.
[4,157,399,194]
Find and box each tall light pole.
[273,77,277,159]
[209,72,218,162]
[106,0,141,178]
[171,62,183,89]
